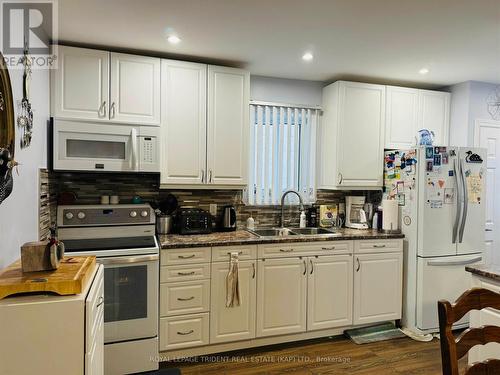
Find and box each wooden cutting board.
[0,256,96,300]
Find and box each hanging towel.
[225,252,241,307]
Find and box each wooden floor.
[162,336,467,374]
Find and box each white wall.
[250,75,323,107]
[0,67,49,269]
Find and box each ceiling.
[58,0,500,87]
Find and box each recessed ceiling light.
[167,35,181,44]
[419,67,429,75]
[302,52,314,61]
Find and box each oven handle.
[98,254,159,265]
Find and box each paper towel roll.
[382,199,399,232]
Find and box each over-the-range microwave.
[53,119,160,172]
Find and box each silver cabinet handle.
[209,170,213,183]
[177,296,195,301]
[486,229,493,232]
[303,259,307,275]
[227,251,243,255]
[309,259,314,274]
[177,271,195,276]
[178,254,195,259]
[98,101,107,117]
[322,246,335,250]
[373,244,386,248]
[279,249,294,252]
[201,170,205,183]
[252,262,255,279]
[338,173,343,185]
[177,330,194,335]
[356,258,360,272]
[110,102,116,119]
[96,296,104,308]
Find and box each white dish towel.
[225,252,241,307]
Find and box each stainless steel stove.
[57,204,159,375]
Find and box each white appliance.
[384,146,486,334]
[345,196,369,229]
[53,119,160,172]
[57,204,159,374]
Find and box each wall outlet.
[209,203,217,216]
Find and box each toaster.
[174,208,212,235]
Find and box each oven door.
[54,120,139,172]
[99,254,158,343]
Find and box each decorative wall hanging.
[17,46,33,148]
[0,52,17,205]
[487,85,500,121]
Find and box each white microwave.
[53,120,160,172]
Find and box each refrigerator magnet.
[444,188,454,204]
[433,154,441,166]
[426,161,433,172]
[441,152,449,164]
[397,193,405,206]
[425,147,434,159]
[430,200,443,209]
[403,216,411,226]
[434,146,440,154]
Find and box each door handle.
[486,229,493,232]
[338,173,343,185]
[322,246,335,250]
[177,330,194,336]
[279,249,294,252]
[458,159,468,243]
[209,170,213,183]
[356,258,360,272]
[98,101,107,117]
[452,158,462,244]
[177,296,195,301]
[96,296,104,308]
[177,271,195,276]
[427,257,482,266]
[99,254,159,265]
[201,170,205,183]
[178,254,195,259]
[309,259,314,274]
[303,259,307,275]
[252,262,255,279]
[110,102,116,119]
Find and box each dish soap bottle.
[246,213,255,230]
[300,211,306,228]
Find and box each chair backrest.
[438,287,500,375]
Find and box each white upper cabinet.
[160,60,207,185]
[319,81,385,189]
[207,66,250,185]
[418,89,450,146]
[110,53,161,125]
[52,46,160,125]
[52,46,109,121]
[385,86,420,149]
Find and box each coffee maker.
[345,196,369,229]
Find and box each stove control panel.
[58,204,154,227]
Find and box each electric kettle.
[221,205,237,231]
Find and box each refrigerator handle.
[458,159,468,243]
[452,158,462,244]
[426,256,482,267]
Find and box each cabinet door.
[110,53,160,125]
[207,66,250,185]
[210,261,256,343]
[256,258,307,337]
[52,46,109,121]
[418,90,450,146]
[307,255,353,331]
[86,265,104,375]
[385,86,419,149]
[160,60,207,185]
[337,81,385,187]
[353,252,403,325]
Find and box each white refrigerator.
[384,146,486,333]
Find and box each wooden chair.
[438,287,500,375]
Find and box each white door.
[210,261,256,343]
[110,53,160,125]
[160,60,207,185]
[475,120,500,265]
[337,81,385,187]
[385,86,419,149]
[418,90,450,146]
[52,46,109,121]
[457,147,487,255]
[416,147,459,257]
[256,258,307,337]
[207,65,250,186]
[416,254,482,331]
[353,252,403,325]
[307,255,353,331]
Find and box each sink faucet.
[280,189,304,228]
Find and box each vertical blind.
[247,103,319,205]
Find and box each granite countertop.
[159,228,404,249]
[466,264,500,282]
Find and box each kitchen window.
[247,102,319,205]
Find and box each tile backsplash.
[39,170,381,239]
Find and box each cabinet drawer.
[161,263,211,283]
[160,313,209,351]
[354,239,403,254]
[212,245,257,262]
[161,247,211,265]
[258,241,353,258]
[160,280,210,317]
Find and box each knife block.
[20,241,57,272]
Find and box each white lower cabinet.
[307,255,353,331]
[256,257,307,337]
[353,252,403,325]
[210,261,257,343]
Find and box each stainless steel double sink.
[248,227,340,238]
